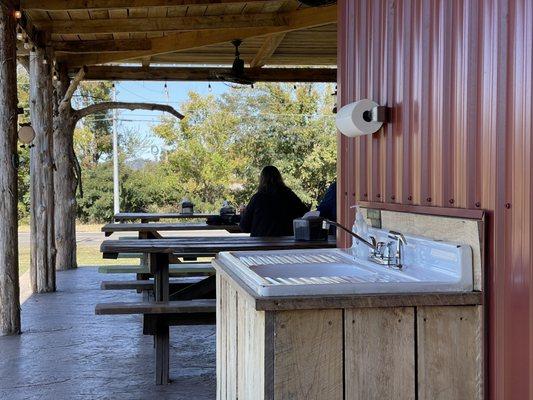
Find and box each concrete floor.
[0,268,216,400]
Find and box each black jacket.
[239,187,309,237]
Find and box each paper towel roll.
[335,99,383,137]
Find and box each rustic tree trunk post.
[53,64,78,271]
[0,2,21,336]
[29,46,56,293]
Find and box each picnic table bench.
[102,222,241,237]
[97,235,336,385]
[114,212,220,223]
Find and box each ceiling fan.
[213,39,255,86]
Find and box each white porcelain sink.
[216,230,473,297]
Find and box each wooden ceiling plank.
[59,5,337,66]
[21,0,274,11]
[53,38,152,53]
[33,13,283,35]
[81,65,337,82]
[249,32,286,68]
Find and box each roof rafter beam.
[53,38,152,53]
[21,0,273,11]
[250,32,286,68]
[58,5,337,67]
[34,13,283,35]
[80,66,337,82]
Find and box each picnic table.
[114,212,220,223]
[102,222,242,237]
[98,235,336,385]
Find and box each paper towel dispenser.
[335,99,391,137]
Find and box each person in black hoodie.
[239,166,309,237]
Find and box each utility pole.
[112,83,120,215]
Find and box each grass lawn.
[18,223,138,275]
[19,244,138,276]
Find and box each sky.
[114,80,228,160]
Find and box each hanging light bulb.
[14,10,22,19]
[42,56,48,65]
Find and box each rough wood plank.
[237,285,266,400]
[100,276,204,290]
[83,66,337,82]
[254,292,483,311]
[98,263,214,275]
[22,0,274,11]
[36,12,282,34]
[226,279,238,399]
[114,212,218,221]
[101,236,336,255]
[0,2,21,335]
[273,309,343,399]
[345,307,415,400]
[102,222,241,234]
[216,274,224,400]
[155,322,170,384]
[95,299,216,314]
[417,306,484,400]
[250,32,286,67]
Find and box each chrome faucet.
[322,219,378,251]
[388,231,407,270]
[322,219,407,270]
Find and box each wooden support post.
[0,2,21,336]
[53,64,78,270]
[29,46,56,293]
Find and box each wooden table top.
[102,222,241,236]
[113,212,219,222]
[101,236,336,258]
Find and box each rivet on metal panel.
[505,203,511,209]
[475,202,481,208]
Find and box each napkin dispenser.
[293,214,328,241]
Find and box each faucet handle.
[388,230,407,245]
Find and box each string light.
[14,10,22,19]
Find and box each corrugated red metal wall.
[337,0,533,399]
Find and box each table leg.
[155,321,169,385]
[149,252,170,385]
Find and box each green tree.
[73,81,114,167]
